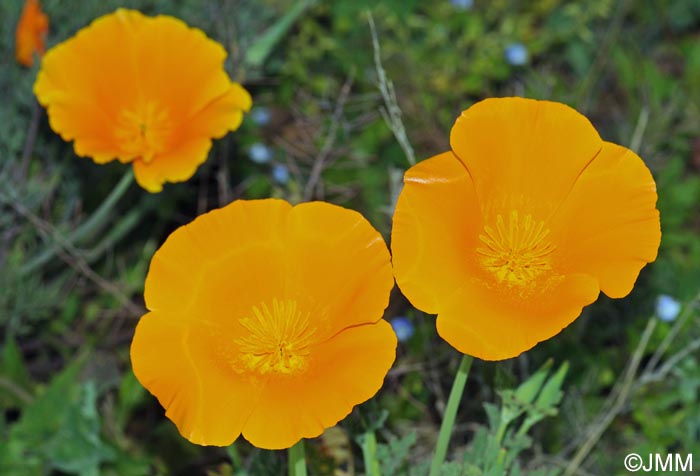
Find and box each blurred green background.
[1,0,699,475]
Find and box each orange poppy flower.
[131,199,396,449]
[15,0,48,67]
[33,9,251,192]
[391,97,661,361]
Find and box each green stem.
[429,353,474,476]
[288,439,308,476]
[226,442,243,471]
[361,430,381,476]
[494,419,508,445]
[21,169,135,274]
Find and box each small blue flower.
[504,42,529,66]
[391,316,415,342]
[248,142,273,164]
[251,107,272,126]
[656,295,681,322]
[450,0,473,10]
[272,164,290,184]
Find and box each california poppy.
[131,199,396,449]
[15,0,48,67]
[34,9,251,192]
[391,97,661,360]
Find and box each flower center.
[115,100,172,162]
[236,299,316,375]
[476,210,556,287]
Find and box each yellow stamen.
[236,299,316,375]
[115,100,172,162]
[477,210,556,287]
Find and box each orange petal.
[391,152,482,314]
[144,199,292,315]
[436,273,600,360]
[132,136,210,192]
[242,320,396,449]
[132,83,251,192]
[15,0,48,67]
[284,201,394,337]
[550,142,661,298]
[34,10,143,162]
[130,311,264,446]
[450,97,602,218]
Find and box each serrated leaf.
[376,431,416,476]
[513,360,552,405]
[0,336,32,407]
[44,381,115,476]
[6,359,114,476]
[535,362,568,410]
[483,402,501,431]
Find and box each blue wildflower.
[656,295,681,322]
[504,42,528,66]
[251,107,272,126]
[248,142,273,164]
[391,316,415,342]
[450,0,474,10]
[272,164,290,184]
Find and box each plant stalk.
[429,353,474,476]
[288,439,308,476]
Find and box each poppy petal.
[391,152,482,314]
[132,83,251,192]
[436,273,600,360]
[450,97,602,217]
[242,320,396,449]
[550,142,661,298]
[15,0,48,67]
[285,202,394,337]
[131,312,264,446]
[144,199,291,314]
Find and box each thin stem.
[21,169,135,274]
[226,442,243,471]
[368,11,416,166]
[429,353,474,476]
[16,99,41,181]
[361,430,381,476]
[288,439,308,476]
[0,376,33,404]
[7,196,145,317]
[562,318,657,476]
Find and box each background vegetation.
[1,0,699,475]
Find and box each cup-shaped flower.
[131,199,396,449]
[33,9,251,192]
[15,0,48,67]
[391,97,661,361]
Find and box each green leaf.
[43,381,115,476]
[116,369,147,429]
[0,336,32,407]
[513,360,552,405]
[534,362,568,410]
[245,0,317,69]
[4,359,115,476]
[483,402,502,431]
[376,431,416,476]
